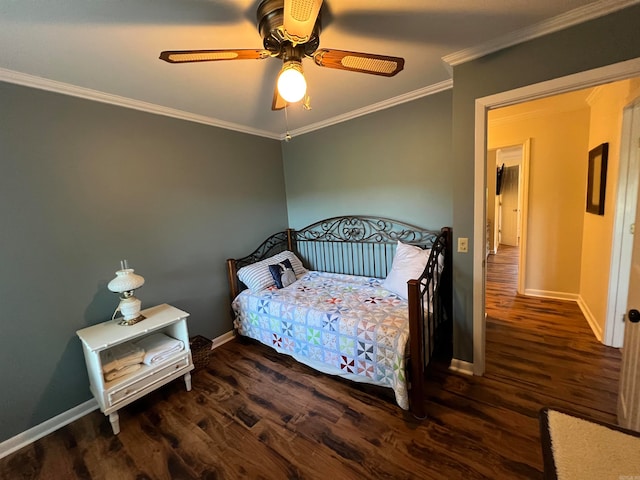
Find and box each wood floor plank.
[0,243,622,479]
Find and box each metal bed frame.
[226,215,452,418]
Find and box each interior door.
[618,133,640,432]
[500,165,520,246]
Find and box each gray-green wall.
[282,91,453,231]
[4,3,640,445]
[0,82,286,442]
[452,4,640,361]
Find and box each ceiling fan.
[159,0,405,111]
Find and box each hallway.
[484,244,621,420]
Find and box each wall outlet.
[458,237,469,253]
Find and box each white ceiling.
[0,0,635,139]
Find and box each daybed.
[226,215,452,417]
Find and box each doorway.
[500,165,520,247]
[472,58,640,376]
[487,144,527,297]
[489,146,525,250]
[495,147,525,242]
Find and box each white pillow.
[237,250,306,292]
[382,241,431,299]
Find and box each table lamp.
[108,260,145,326]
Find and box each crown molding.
[488,108,547,128]
[0,68,281,140]
[283,79,454,140]
[488,100,591,128]
[442,0,640,67]
[585,85,606,105]
[0,67,452,141]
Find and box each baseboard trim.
[0,399,98,460]
[522,290,604,342]
[449,358,474,376]
[0,330,237,460]
[211,330,236,349]
[577,296,604,342]
[523,289,580,302]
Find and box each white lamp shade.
[277,63,307,103]
[108,269,145,293]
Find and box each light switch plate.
[458,237,469,253]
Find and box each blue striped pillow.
[237,251,306,292]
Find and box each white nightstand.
[76,303,194,434]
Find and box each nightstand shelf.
[76,303,194,434]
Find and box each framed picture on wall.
[586,142,609,216]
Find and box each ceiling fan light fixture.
[277,61,306,103]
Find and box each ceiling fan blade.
[159,49,271,64]
[313,49,404,77]
[282,0,323,45]
[272,85,287,111]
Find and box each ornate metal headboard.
[291,216,442,278]
[232,230,290,271]
[227,215,451,305]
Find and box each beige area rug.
[539,408,640,480]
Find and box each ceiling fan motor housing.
[257,0,321,57]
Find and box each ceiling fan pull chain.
[284,105,292,142]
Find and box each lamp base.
[115,296,144,326]
[118,314,146,326]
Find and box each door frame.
[606,99,640,347]
[488,142,530,294]
[617,100,640,431]
[498,154,520,247]
[472,57,640,376]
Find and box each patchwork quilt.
[232,271,410,409]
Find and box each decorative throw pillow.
[237,250,307,292]
[269,259,297,289]
[277,251,307,277]
[382,241,431,299]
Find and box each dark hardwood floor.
[0,247,621,479]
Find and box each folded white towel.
[134,333,184,366]
[101,342,145,374]
[104,363,142,382]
